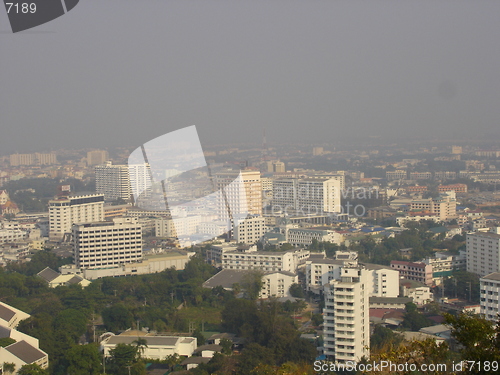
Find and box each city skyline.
[2,1,500,154]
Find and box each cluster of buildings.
[0,302,49,372]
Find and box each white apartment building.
[96,161,150,202]
[96,161,131,201]
[260,271,298,298]
[323,266,370,363]
[467,228,500,277]
[221,249,309,273]
[0,229,27,243]
[49,194,104,241]
[364,263,400,298]
[216,169,262,221]
[287,228,342,247]
[480,272,500,322]
[234,216,267,244]
[272,177,341,214]
[261,177,273,192]
[206,243,239,266]
[129,163,152,200]
[386,170,407,181]
[306,258,344,292]
[72,217,142,269]
[400,279,433,306]
[306,256,399,298]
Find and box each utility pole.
[467,282,472,302]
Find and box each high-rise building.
[323,265,370,363]
[95,161,150,202]
[480,272,500,321]
[72,217,142,269]
[49,194,104,241]
[9,153,33,166]
[87,150,109,166]
[234,215,267,244]
[34,152,57,165]
[272,177,341,214]
[273,161,285,173]
[128,163,152,199]
[216,169,262,221]
[467,228,500,277]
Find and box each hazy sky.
[1,0,500,154]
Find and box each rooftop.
[0,304,16,322]
[37,267,60,282]
[105,335,181,346]
[482,272,500,282]
[5,340,46,364]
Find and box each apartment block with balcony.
[221,249,309,273]
[72,217,142,269]
[390,260,433,286]
[480,272,500,321]
[323,266,370,363]
[467,228,500,277]
[49,194,104,241]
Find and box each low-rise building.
[221,248,309,273]
[423,251,466,279]
[390,261,433,286]
[37,267,91,288]
[399,279,433,306]
[0,340,49,371]
[60,250,193,280]
[101,335,196,359]
[369,297,413,309]
[287,227,342,247]
[202,268,298,299]
[0,302,30,329]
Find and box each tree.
[192,329,206,347]
[445,313,500,374]
[220,338,233,354]
[371,325,403,352]
[17,364,49,375]
[2,363,16,375]
[279,243,294,251]
[66,344,102,375]
[238,343,276,374]
[289,283,305,298]
[102,304,134,332]
[0,338,16,347]
[164,353,182,370]
[132,337,148,358]
[107,344,140,375]
[241,270,264,300]
[311,313,323,327]
[372,338,451,375]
